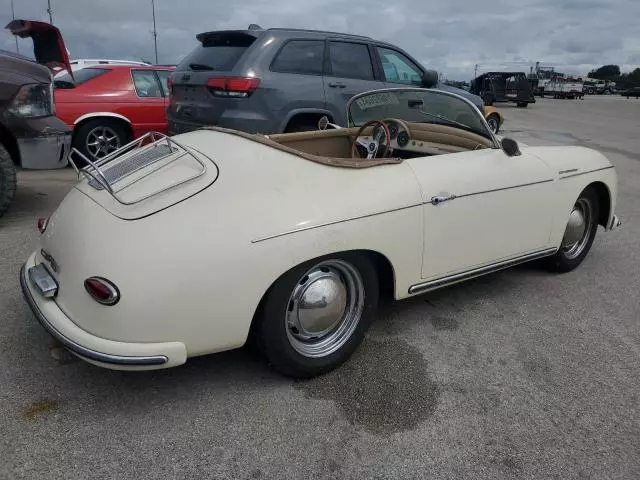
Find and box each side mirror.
[317,116,343,130]
[318,116,329,130]
[421,69,439,88]
[501,137,521,157]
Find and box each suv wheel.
[0,143,17,218]
[285,116,324,133]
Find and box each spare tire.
[0,143,17,218]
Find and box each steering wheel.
[351,120,391,159]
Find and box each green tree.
[588,65,621,80]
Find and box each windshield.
[348,88,493,140]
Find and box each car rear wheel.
[0,144,17,218]
[486,113,500,134]
[254,253,379,378]
[73,119,131,165]
[545,186,599,273]
[516,102,528,108]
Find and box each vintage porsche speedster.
[20,87,622,378]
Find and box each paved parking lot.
[1,96,639,480]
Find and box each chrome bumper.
[17,131,71,170]
[20,263,168,366]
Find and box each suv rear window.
[271,40,324,75]
[178,32,257,71]
[53,68,109,89]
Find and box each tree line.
[588,65,640,89]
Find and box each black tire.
[482,93,495,106]
[545,186,600,273]
[486,113,500,134]
[253,252,379,378]
[516,102,528,108]
[72,119,130,165]
[0,143,17,219]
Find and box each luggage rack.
[68,132,209,206]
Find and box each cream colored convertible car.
[21,87,622,378]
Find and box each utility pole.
[151,0,158,64]
[47,0,53,24]
[474,63,478,79]
[11,0,19,53]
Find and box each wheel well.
[588,181,611,228]
[284,113,331,132]
[72,116,134,146]
[248,249,396,337]
[0,122,21,166]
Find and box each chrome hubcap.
[286,260,365,358]
[488,118,498,133]
[561,198,593,259]
[86,126,121,160]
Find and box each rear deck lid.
[72,132,219,220]
[5,19,73,78]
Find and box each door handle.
[328,82,346,89]
[430,194,456,206]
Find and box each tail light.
[206,76,260,98]
[167,75,173,94]
[37,217,49,234]
[84,277,120,306]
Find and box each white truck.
[542,77,584,99]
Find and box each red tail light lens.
[167,75,173,94]
[37,217,49,234]
[206,76,260,98]
[84,277,120,306]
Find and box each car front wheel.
[254,253,379,378]
[486,114,500,134]
[545,186,599,273]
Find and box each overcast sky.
[2,0,639,80]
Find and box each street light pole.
[47,0,53,24]
[151,0,158,64]
[11,0,19,53]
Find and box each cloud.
[1,0,638,80]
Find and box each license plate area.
[28,263,58,298]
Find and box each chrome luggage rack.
[68,132,208,206]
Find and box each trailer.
[543,77,584,99]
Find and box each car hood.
[5,19,73,78]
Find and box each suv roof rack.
[266,27,372,40]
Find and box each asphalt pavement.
[1,95,639,480]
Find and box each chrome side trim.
[559,168,578,175]
[20,264,168,366]
[408,248,557,295]
[448,179,554,201]
[559,165,614,179]
[251,203,422,243]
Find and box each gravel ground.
[1,95,639,480]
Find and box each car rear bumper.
[20,251,187,370]
[14,115,72,169]
[168,112,276,135]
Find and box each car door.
[373,45,425,88]
[154,69,172,132]
[323,40,385,126]
[130,69,167,134]
[407,147,556,285]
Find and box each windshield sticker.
[355,92,400,110]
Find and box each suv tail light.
[206,76,260,98]
[84,277,120,306]
[167,75,173,94]
[9,83,55,118]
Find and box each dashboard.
[358,118,472,157]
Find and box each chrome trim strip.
[408,248,557,295]
[251,203,422,243]
[560,165,614,179]
[559,168,578,175]
[443,179,554,201]
[20,264,168,366]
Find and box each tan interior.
[203,122,496,169]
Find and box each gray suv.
[167,26,483,135]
